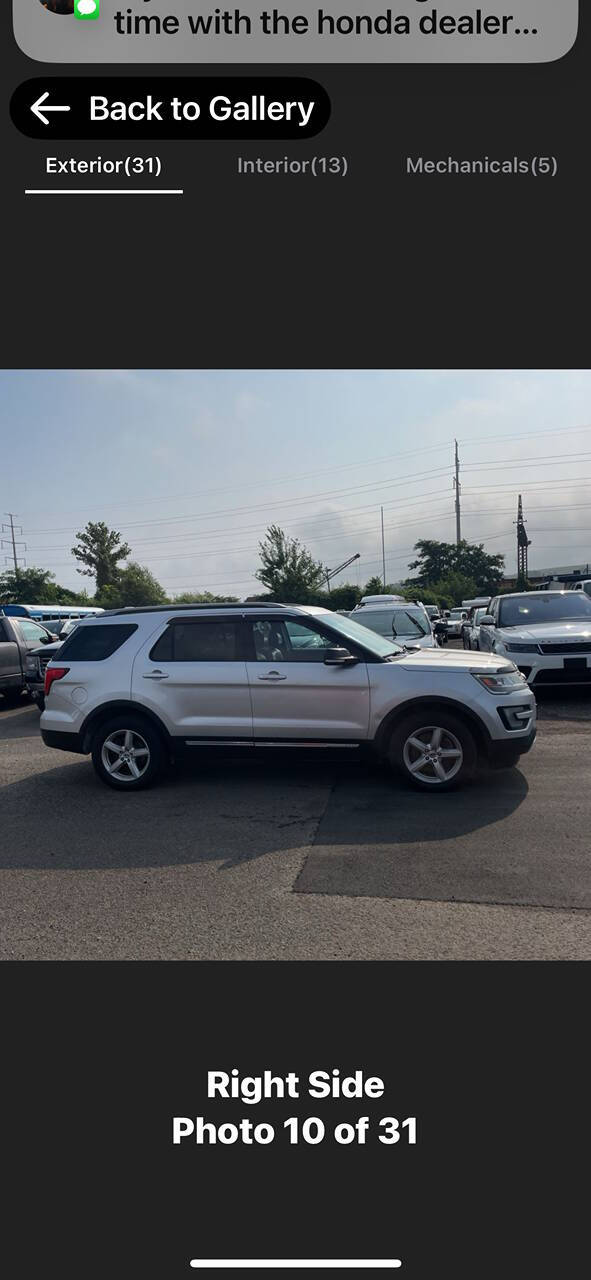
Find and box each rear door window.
[150,620,242,662]
[57,623,138,661]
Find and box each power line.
[24,464,454,534]
[459,422,591,446]
[15,441,453,520]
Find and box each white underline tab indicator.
[189,1263,402,1270]
[24,189,184,196]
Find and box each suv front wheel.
[388,710,477,791]
[91,715,164,790]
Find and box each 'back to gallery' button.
[10,77,331,140]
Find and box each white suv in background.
[350,600,437,648]
[40,603,536,792]
[478,591,591,687]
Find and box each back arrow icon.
[31,91,71,126]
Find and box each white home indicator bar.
[190,1263,402,1270]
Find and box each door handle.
[143,670,169,680]
[258,671,287,681]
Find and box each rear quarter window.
[57,623,138,661]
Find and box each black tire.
[91,715,165,791]
[387,709,477,791]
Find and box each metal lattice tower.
[515,495,531,585]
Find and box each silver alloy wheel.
[101,729,150,781]
[402,725,463,785]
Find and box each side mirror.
[324,646,358,666]
[479,615,494,627]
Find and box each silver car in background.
[350,602,437,648]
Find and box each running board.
[184,739,361,749]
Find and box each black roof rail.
[101,602,291,616]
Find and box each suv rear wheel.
[91,715,164,790]
[388,710,477,790]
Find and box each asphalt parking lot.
[2,675,591,961]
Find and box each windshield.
[320,612,404,657]
[352,608,429,639]
[499,594,591,627]
[449,609,466,619]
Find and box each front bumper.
[504,651,591,686]
[485,725,536,766]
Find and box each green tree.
[363,575,386,596]
[320,583,362,612]
[71,521,131,592]
[0,567,90,605]
[408,539,504,595]
[96,562,167,608]
[363,577,405,597]
[255,525,325,602]
[0,566,59,603]
[428,572,478,610]
[171,591,240,604]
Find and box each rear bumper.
[41,727,86,755]
[485,726,536,766]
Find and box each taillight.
[44,666,70,696]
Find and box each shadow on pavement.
[295,762,591,911]
[0,751,529,875]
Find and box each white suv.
[478,591,591,687]
[350,601,436,648]
[40,603,536,792]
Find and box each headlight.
[25,655,39,674]
[472,669,528,694]
[504,642,540,653]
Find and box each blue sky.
[1,369,591,594]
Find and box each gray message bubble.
[15,1,579,65]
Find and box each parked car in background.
[424,605,442,622]
[40,602,536,792]
[350,601,437,648]
[478,591,591,686]
[433,618,448,646]
[0,614,58,705]
[25,618,85,709]
[444,607,469,638]
[569,579,591,598]
[354,593,407,609]
[462,606,489,650]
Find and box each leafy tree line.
[0,521,507,611]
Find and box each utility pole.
[515,494,531,588]
[453,440,461,545]
[381,505,386,587]
[2,514,26,573]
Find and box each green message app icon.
[74,0,100,18]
